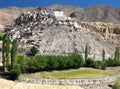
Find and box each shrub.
[9,66,21,80]
[70,54,84,69]
[30,46,39,56]
[106,58,120,67]
[113,81,120,89]
[0,32,3,40]
[17,56,27,73]
[94,60,103,69]
[57,55,68,70]
[101,62,107,70]
[86,58,96,67]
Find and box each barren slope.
[0,11,14,26]
[0,78,83,89]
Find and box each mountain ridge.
[1,4,120,24]
[0,4,119,59]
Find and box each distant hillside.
[0,11,14,26]
[49,4,120,24]
[0,5,119,59]
[0,6,34,27]
[0,6,35,19]
[0,5,120,24]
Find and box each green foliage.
[30,46,39,56]
[102,49,105,62]
[86,58,95,67]
[2,34,5,69]
[22,54,84,73]
[106,58,120,67]
[17,55,27,73]
[0,32,3,40]
[9,67,21,80]
[86,58,103,69]
[94,60,103,69]
[46,56,59,70]
[11,40,18,68]
[5,34,10,68]
[102,62,107,70]
[113,81,120,89]
[69,54,84,69]
[2,34,10,70]
[85,44,89,62]
[114,47,120,61]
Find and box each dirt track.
[0,78,83,89]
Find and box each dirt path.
[0,78,84,89]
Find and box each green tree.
[5,34,10,68]
[114,47,120,61]
[102,49,105,62]
[85,44,89,62]
[11,40,18,68]
[0,32,3,40]
[2,34,10,70]
[30,46,39,56]
[2,34,6,69]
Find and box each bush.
[17,56,27,73]
[86,58,96,67]
[69,54,84,69]
[30,46,39,56]
[101,62,107,70]
[106,58,120,67]
[113,81,120,89]
[9,68,21,80]
[94,60,103,69]
[57,55,68,70]
[85,58,103,69]
[22,54,85,73]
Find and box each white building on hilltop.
[53,10,67,20]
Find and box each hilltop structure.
[3,7,120,60]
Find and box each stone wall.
[19,74,120,86]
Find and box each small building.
[53,10,67,21]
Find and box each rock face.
[0,6,34,28]
[0,11,14,27]
[1,5,120,60]
[50,5,120,24]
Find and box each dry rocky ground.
[0,78,83,89]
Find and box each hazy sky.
[0,0,120,8]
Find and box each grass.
[20,68,112,79]
[40,69,109,79]
[113,78,120,89]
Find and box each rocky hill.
[50,4,120,24]
[0,5,120,60]
[0,11,14,27]
[0,6,34,28]
[1,5,120,24]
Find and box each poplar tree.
[102,49,105,62]
[2,34,10,70]
[5,34,10,68]
[85,44,88,62]
[11,39,18,68]
[114,46,120,61]
[2,34,6,69]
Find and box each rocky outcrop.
[3,7,119,60]
[84,22,120,36]
[0,11,14,27]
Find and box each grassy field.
[19,67,119,79]
[113,77,120,89]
